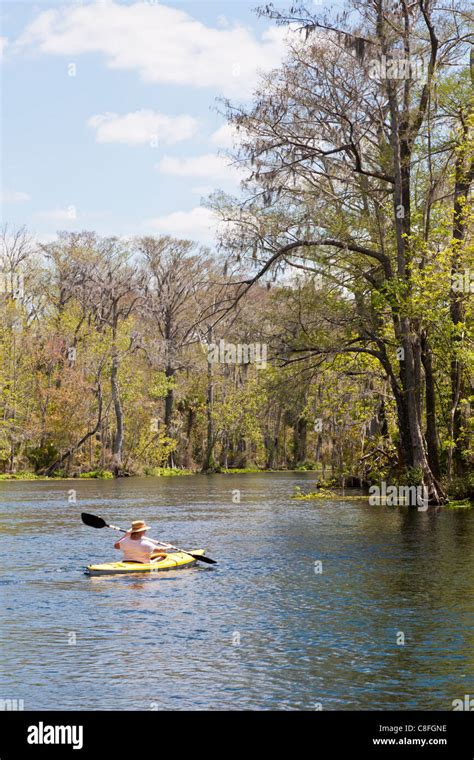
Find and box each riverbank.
[292,486,473,508]
[0,466,282,481]
[2,469,471,508]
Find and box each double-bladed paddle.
[81,512,217,564]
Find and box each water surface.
[1,473,472,710]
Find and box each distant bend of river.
[1,472,473,710]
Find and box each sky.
[1,0,333,246]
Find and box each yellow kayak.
[85,549,205,576]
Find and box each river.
[1,472,472,710]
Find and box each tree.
[211,0,473,503]
[137,236,217,465]
[84,238,145,475]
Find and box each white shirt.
[118,534,157,563]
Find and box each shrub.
[78,470,114,479]
[26,443,59,472]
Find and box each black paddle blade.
[191,553,217,564]
[81,512,107,529]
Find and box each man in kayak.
[114,520,169,563]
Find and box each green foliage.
[78,470,113,479]
[395,467,424,488]
[292,486,367,501]
[26,443,59,472]
[149,372,174,400]
[218,467,262,473]
[293,486,338,499]
[143,467,193,476]
[1,44,472,503]
[0,471,50,480]
[447,474,474,500]
[446,499,474,509]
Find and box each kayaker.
[114,520,168,563]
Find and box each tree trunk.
[183,406,195,469]
[164,364,175,467]
[400,327,445,503]
[265,408,281,470]
[293,416,307,466]
[449,128,473,477]
[111,335,124,476]
[376,4,445,505]
[202,325,216,472]
[421,331,441,481]
[236,436,247,468]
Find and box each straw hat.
[129,520,151,533]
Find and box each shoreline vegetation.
[0,461,470,506]
[0,465,315,481]
[1,469,472,509]
[291,485,473,508]
[1,5,472,507]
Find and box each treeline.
[0,222,471,501]
[0,228,384,480]
[1,0,473,504]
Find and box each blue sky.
[1,0,333,246]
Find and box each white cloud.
[146,207,220,245]
[210,123,242,149]
[0,37,7,60]
[156,153,244,183]
[15,1,289,97]
[1,189,30,203]
[87,109,199,146]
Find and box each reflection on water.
[0,473,473,710]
